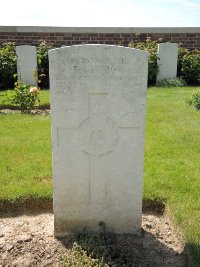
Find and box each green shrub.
[0,40,54,90]
[189,90,200,110]
[129,37,159,85]
[178,48,200,85]
[177,47,189,77]
[0,42,17,90]
[37,40,54,88]
[6,81,40,112]
[156,78,187,88]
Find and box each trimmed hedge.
[128,38,159,86]
[37,40,54,88]
[0,42,17,90]
[178,48,200,85]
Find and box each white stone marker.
[49,45,148,236]
[157,42,178,81]
[16,45,37,86]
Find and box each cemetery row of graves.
[0,38,200,91]
[0,39,200,113]
[0,41,199,266]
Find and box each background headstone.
[157,42,178,81]
[49,45,148,236]
[16,45,37,86]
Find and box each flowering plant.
[29,86,39,95]
[6,81,40,113]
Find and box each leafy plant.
[129,37,159,85]
[37,40,54,88]
[156,78,187,88]
[177,47,189,77]
[62,242,107,267]
[0,42,17,90]
[6,81,40,112]
[189,90,200,110]
[178,47,200,85]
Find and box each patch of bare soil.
[0,109,50,115]
[0,213,188,267]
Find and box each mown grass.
[0,87,200,265]
[144,86,200,266]
[0,113,52,200]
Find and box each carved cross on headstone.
[58,92,138,204]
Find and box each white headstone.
[157,42,178,81]
[16,45,37,86]
[49,45,148,236]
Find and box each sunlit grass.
[144,86,200,266]
[0,86,199,265]
[0,113,52,199]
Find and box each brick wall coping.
[1,26,200,34]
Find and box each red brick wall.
[0,31,200,49]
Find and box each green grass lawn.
[144,87,200,266]
[0,87,199,266]
[0,113,52,200]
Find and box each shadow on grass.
[0,196,53,217]
[142,198,166,215]
[0,197,165,217]
[187,243,200,267]
[59,231,188,267]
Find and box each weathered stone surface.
[16,45,37,86]
[49,45,148,236]
[157,42,178,81]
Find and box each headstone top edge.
[16,45,37,53]
[16,45,36,48]
[158,42,178,47]
[48,44,148,58]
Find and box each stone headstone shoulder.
[157,42,178,82]
[49,44,148,236]
[16,45,37,86]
